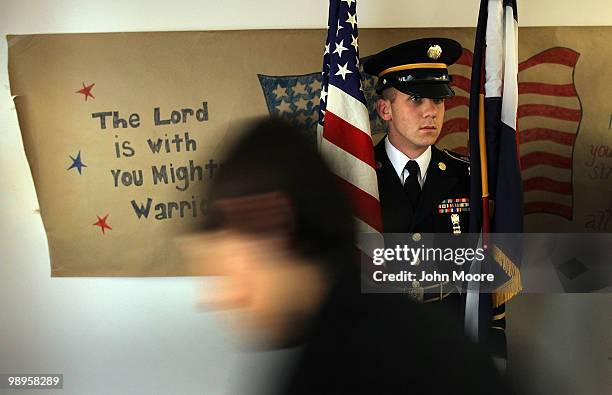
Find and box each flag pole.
[477,93,490,248]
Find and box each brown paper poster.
[8,27,612,276]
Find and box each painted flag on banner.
[469,0,523,307]
[518,47,581,219]
[318,0,382,234]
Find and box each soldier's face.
[378,89,445,155]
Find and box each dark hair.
[205,117,355,272]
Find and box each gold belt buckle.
[405,286,424,303]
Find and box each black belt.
[403,281,456,303]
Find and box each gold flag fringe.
[492,244,522,307]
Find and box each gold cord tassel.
[492,244,522,307]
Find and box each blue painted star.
[67,151,87,174]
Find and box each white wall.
[1,1,611,394]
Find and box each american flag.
[317,0,382,234]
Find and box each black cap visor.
[392,82,455,99]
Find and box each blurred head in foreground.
[182,117,354,348]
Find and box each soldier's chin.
[416,133,439,146]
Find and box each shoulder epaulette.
[443,149,470,164]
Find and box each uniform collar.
[384,137,432,186]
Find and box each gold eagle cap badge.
[427,44,442,60]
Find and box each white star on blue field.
[67,151,87,174]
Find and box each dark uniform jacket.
[375,139,470,234]
[374,138,507,360]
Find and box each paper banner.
[8,27,612,276]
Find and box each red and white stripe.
[320,84,383,234]
[518,47,581,219]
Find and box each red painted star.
[76,82,95,101]
[93,214,112,234]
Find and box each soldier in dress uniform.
[364,38,508,362]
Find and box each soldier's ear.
[376,99,392,121]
